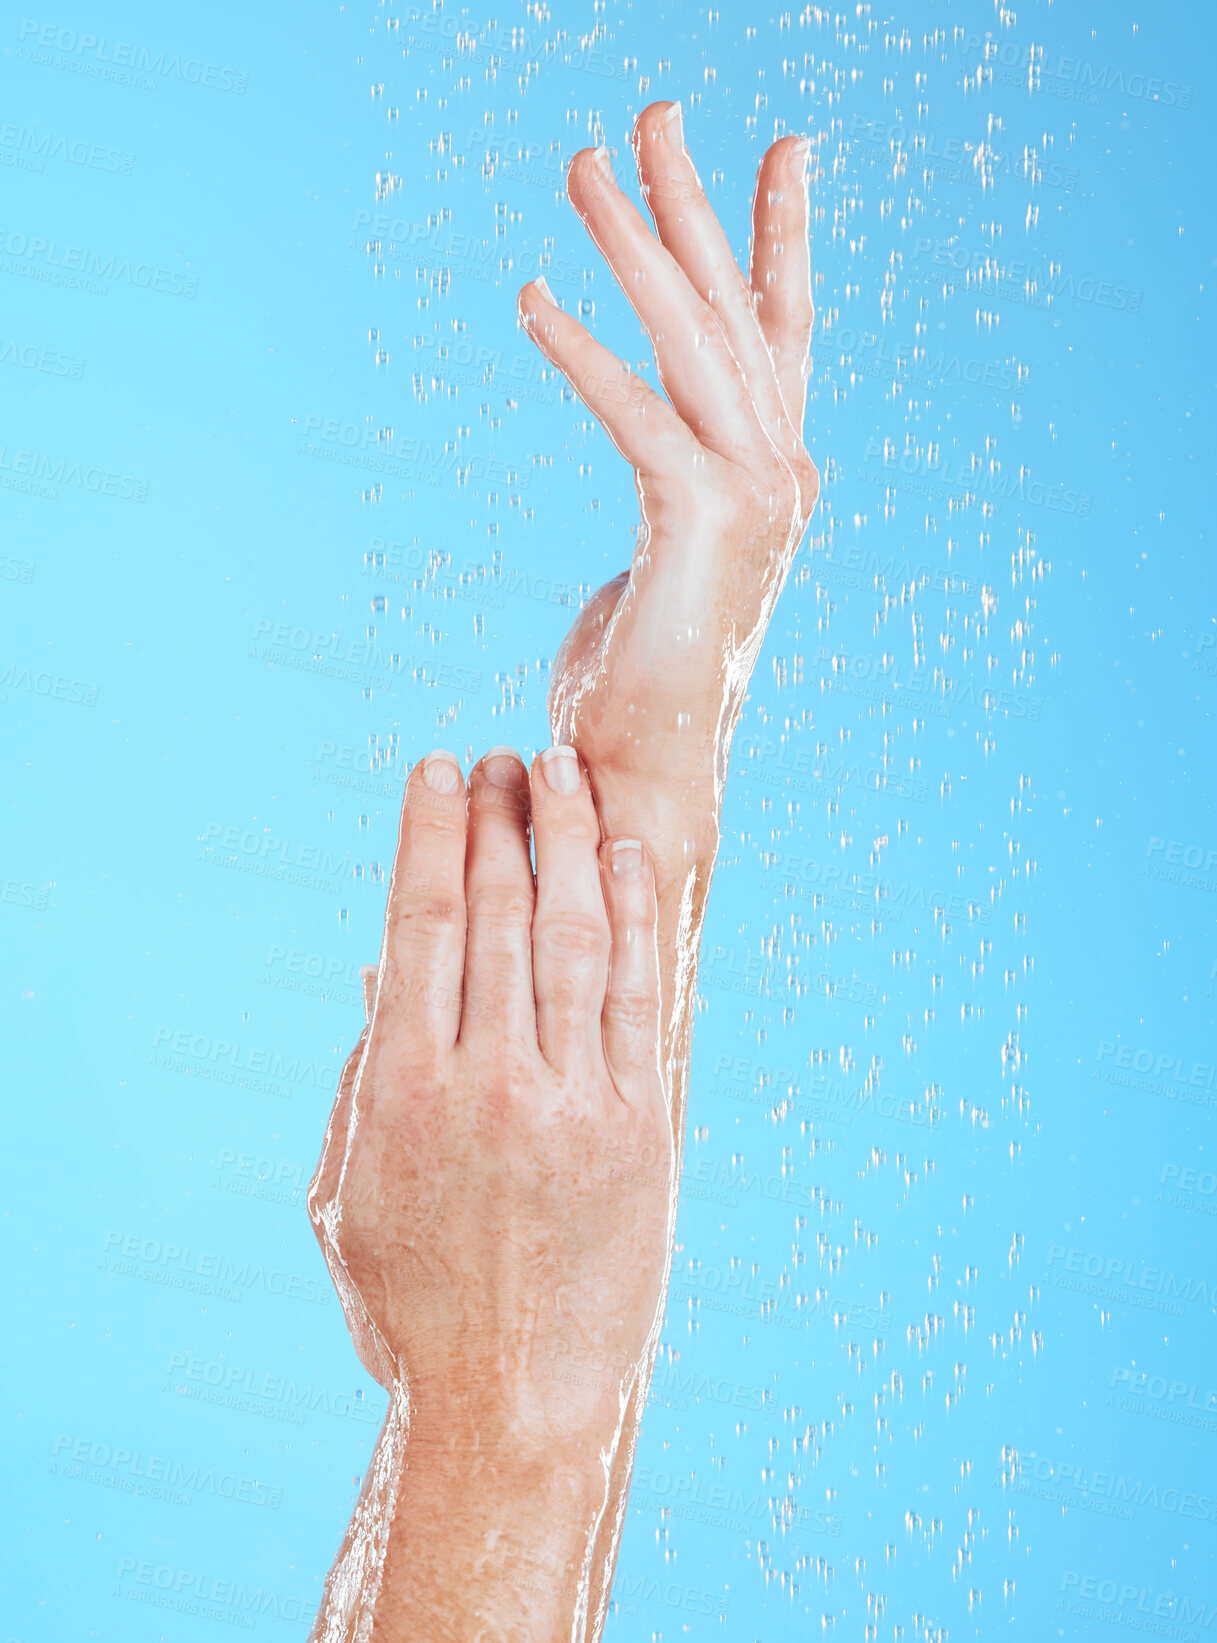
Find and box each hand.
[515,104,818,1637]
[518,102,818,915]
[307,745,674,1641]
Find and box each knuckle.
[537,910,610,965]
[754,461,801,522]
[468,886,534,926]
[604,986,660,1040]
[537,806,600,844]
[306,1173,328,1227]
[694,298,725,343]
[794,451,820,507]
[489,1049,538,1111]
[403,786,464,830]
[392,892,462,935]
[635,1105,673,1158]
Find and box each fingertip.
[566,144,616,208]
[534,743,586,800]
[600,836,657,922]
[565,146,595,189]
[413,747,464,797]
[762,134,814,201]
[467,749,531,834]
[360,963,378,1024]
[633,99,681,148]
[606,837,644,879]
[519,277,558,326]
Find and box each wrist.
[371,1402,611,1640]
[581,766,720,880]
[404,1363,626,1482]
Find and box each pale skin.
[307,98,817,1639]
[308,746,673,1640]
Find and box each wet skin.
[519,99,818,1629]
[308,747,673,1640]
[307,100,817,1640]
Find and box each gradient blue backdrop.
[2,0,1214,1636]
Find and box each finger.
[564,145,765,463]
[529,745,612,1077]
[459,747,537,1050]
[633,100,791,439]
[379,750,467,1061]
[518,278,699,475]
[360,963,378,1025]
[598,838,664,1104]
[749,134,815,434]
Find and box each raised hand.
[517,103,818,1636]
[306,747,674,1641]
[518,102,818,998]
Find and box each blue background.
[1,0,1214,1636]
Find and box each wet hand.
[307,745,674,1456]
[518,102,818,895]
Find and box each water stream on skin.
[2,0,1212,1637]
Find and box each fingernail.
[422,749,461,793]
[610,839,643,880]
[591,144,615,182]
[359,964,378,1017]
[482,745,525,788]
[540,744,581,795]
[534,273,557,305]
[660,100,684,144]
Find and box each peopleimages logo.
[630,1465,842,1539]
[165,1350,385,1428]
[114,1557,313,1625]
[908,239,1141,315]
[847,113,1078,194]
[200,818,356,877]
[1159,1161,1217,1219]
[352,210,591,291]
[100,1229,331,1305]
[1143,835,1217,893]
[762,849,993,927]
[0,333,85,378]
[0,120,135,174]
[151,1024,339,1093]
[1057,1572,1215,1628]
[298,413,529,490]
[51,1434,281,1509]
[1045,1243,1217,1315]
[614,1574,728,1618]
[1095,1039,1215,1094]
[0,441,147,501]
[1110,1365,1217,1414]
[0,660,99,706]
[16,21,249,94]
[958,31,1191,108]
[0,225,197,296]
[860,436,1092,517]
[1009,1448,1217,1523]
[813,541,978,597]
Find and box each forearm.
[566,766,730,1636]
[311,1387,625,1643]
[556,779,710,1636]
